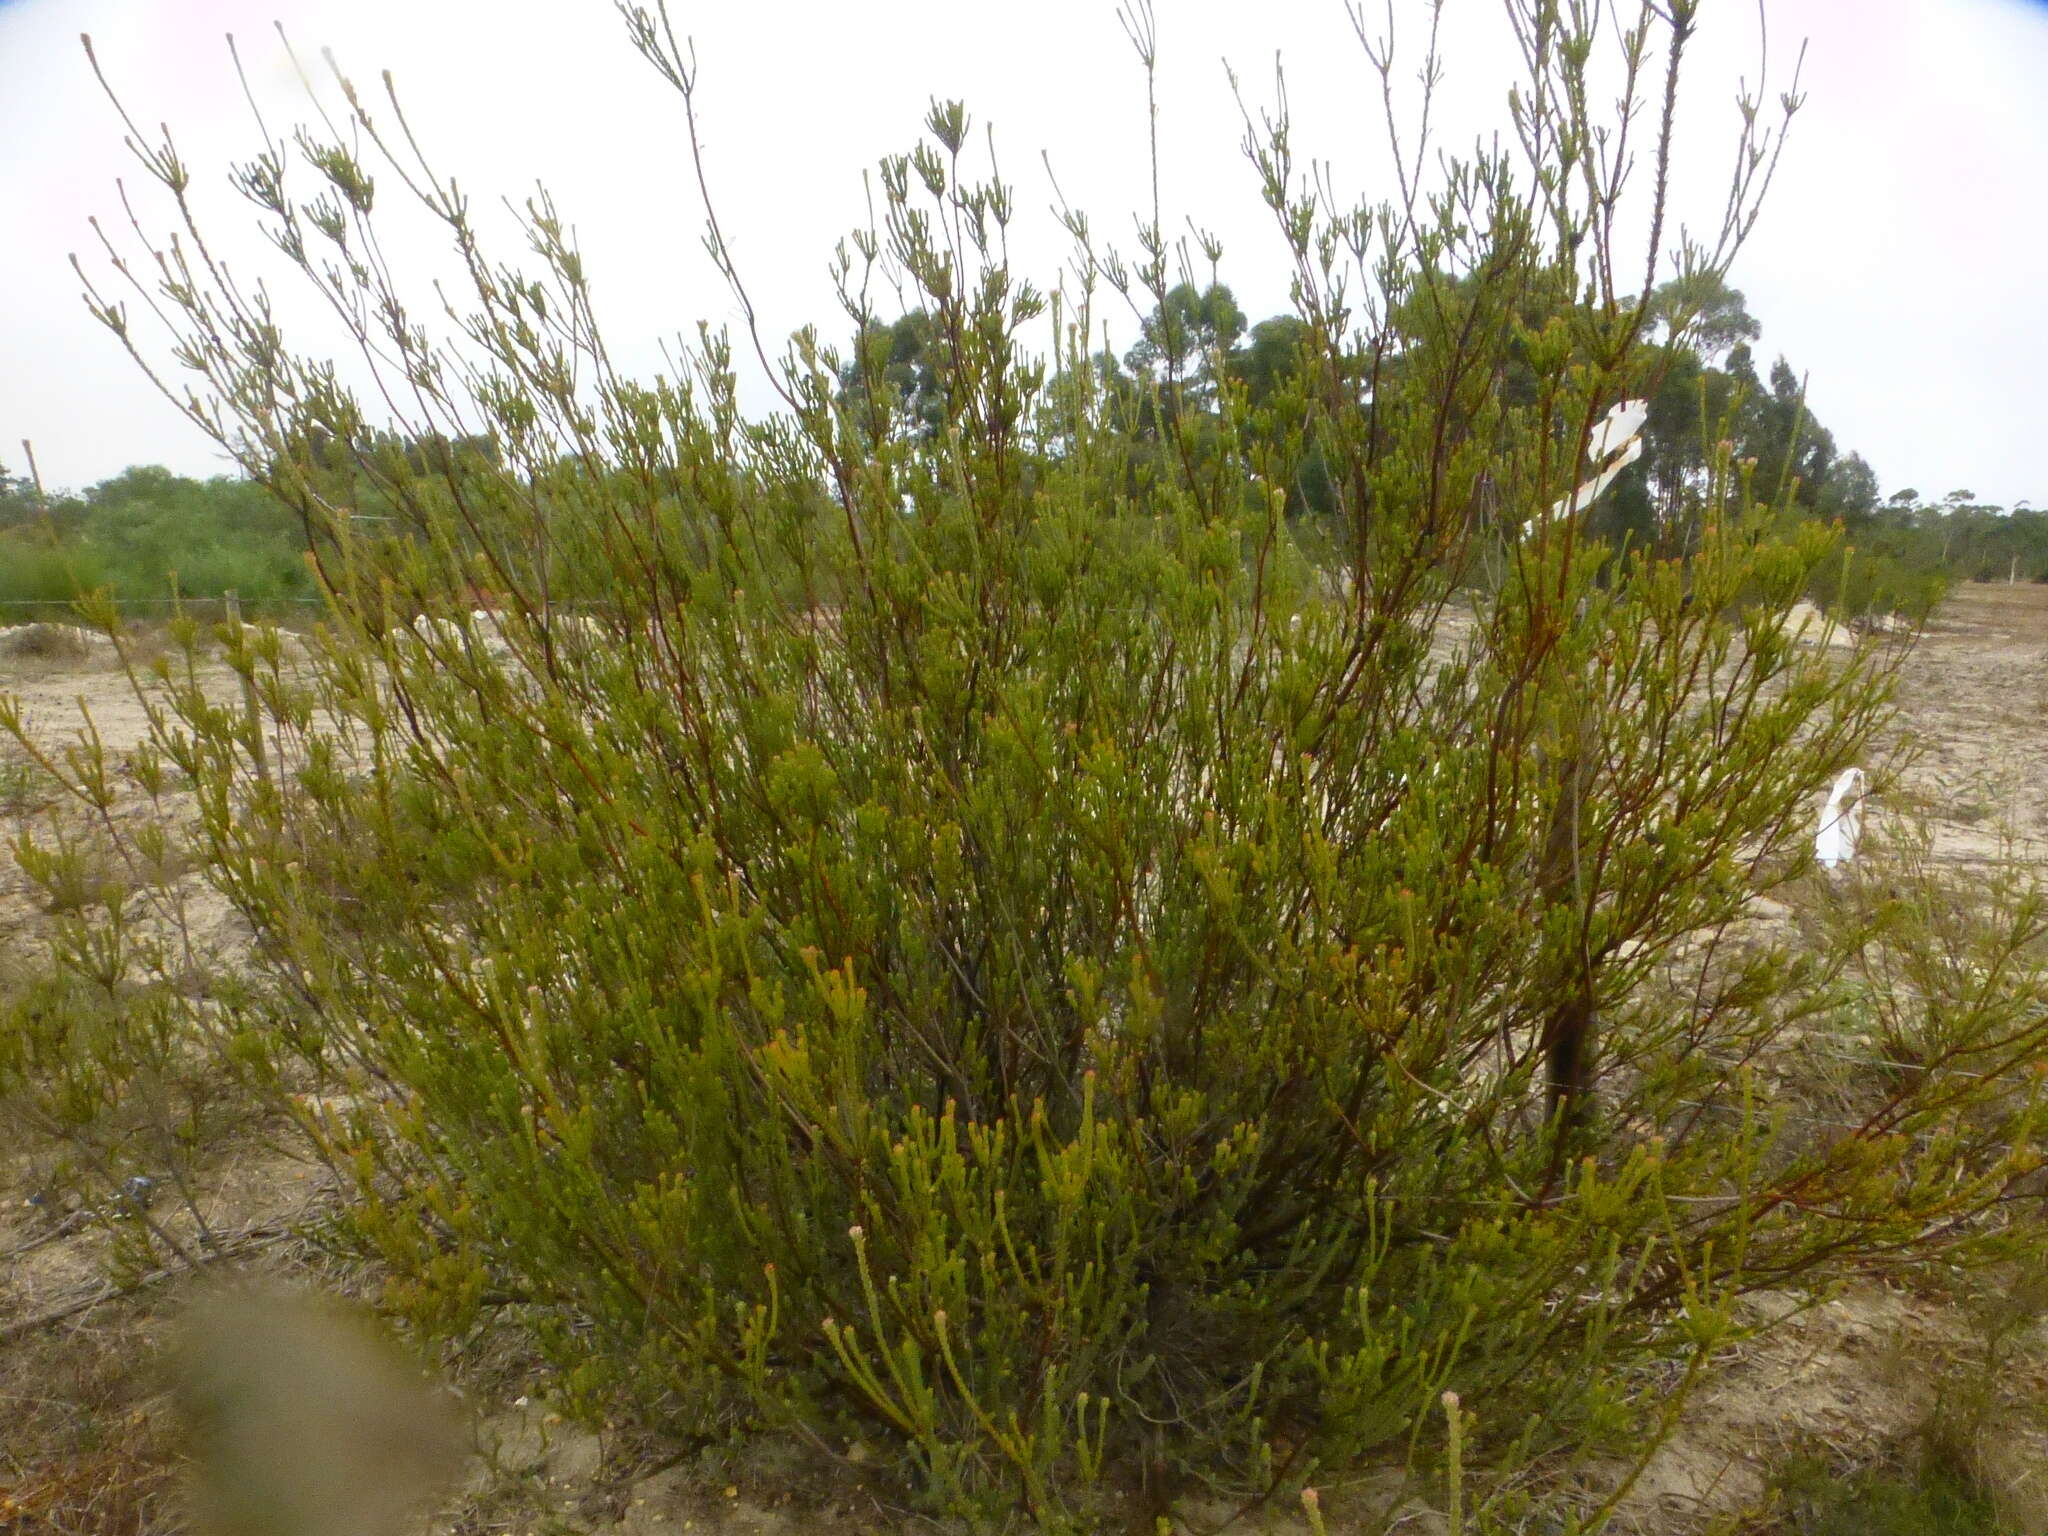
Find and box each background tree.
[1123,279,1247,411]
[836,308,946,444]
[1647,268,1762,361]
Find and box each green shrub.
[0,950,224,1282]
[1807,538,1950,623]
[29,1,2048,1526]
[0,538,105,624]
[0,753,45,814]
[1772,1449,2009,1536]
[0,466,325,627]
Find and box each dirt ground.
[3,585,2047,1534]
[1886,582,2048,866]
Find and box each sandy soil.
[3,586,2046,1534]
[1887,582,2048,867]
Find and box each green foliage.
[0,752,46,815]
[0,942,221,1281]
[1124,280,1247,405]
[0,542,108,620]
[22,1,2048,1526]
[838,310,948,443]
[1771,1450,2008,1536]
[0,699,245,1281]
[1852,492,2048,588]
[0,465,317,621]
[1807,540,1950,623]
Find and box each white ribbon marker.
[1523,398,1650,535]
[1815,767,1868,870]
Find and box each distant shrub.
[1808,540,1950,623]
[0,623,100,663]
[0,540,104,625]
[0,465,325,627]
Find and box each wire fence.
[0,596,329,630]
[0,597,328,608]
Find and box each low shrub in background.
[0,467,319,625]
[0,541,108,626]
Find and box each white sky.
[2,0,2043,508]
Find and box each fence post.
[225,590,272,786]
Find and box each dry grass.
[0,626,102,665]
[0,1304,183,1536]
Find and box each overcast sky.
[2,0,2043,508]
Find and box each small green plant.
[1771,1447,2008,1536]
[0,692,261,1278]
[2,752,48,814]
[12,828,133,914]
[0,947,241,1277]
